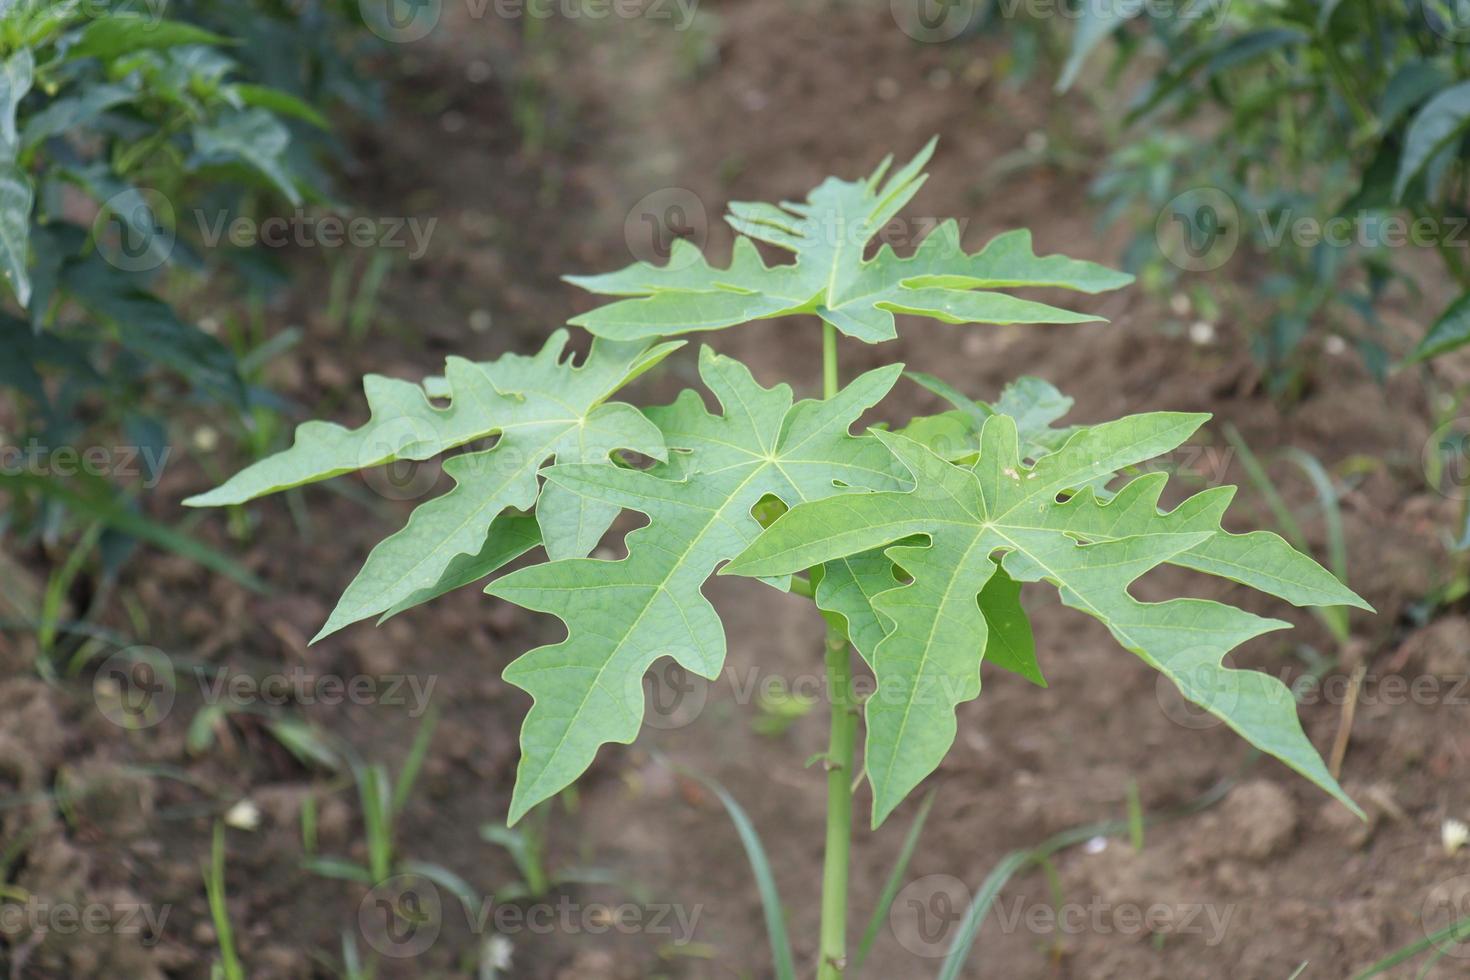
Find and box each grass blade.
[660,754,796,980]
[204,823,245,980]
[853,789,936,972]
[1352,915,1470,978]
[1,473,267,593]
[392,707,439,816]
[937,774,1239,979]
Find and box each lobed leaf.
[188,332,681,640]
[486,348,908,822]
[727,416,1369,827]
[567,141,1132,344]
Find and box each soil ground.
[4,2,1470,978]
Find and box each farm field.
[3,2,1469,978]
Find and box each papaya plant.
[189,141,1370,975]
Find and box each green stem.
[818,615,855,979]
[822,318,839,399]
[817,321,855,979]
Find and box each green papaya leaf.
[486,348,908,822]
[726,417,1369,827]
[189,332,681,640]
[567,140,1131,344]
[376,513,541,624]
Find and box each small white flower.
[192,426,220,453]
[1324,335,1348,356]
[482,935,513,974]
[224,799,261,832]
[1188,321,1216,346]
[1443,818,1469,856]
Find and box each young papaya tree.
[189,140,1369,976]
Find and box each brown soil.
[4,3,1470,979]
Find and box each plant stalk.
[817,320,855,979]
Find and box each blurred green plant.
[0,0,372,642]
[1064,0,1470,386]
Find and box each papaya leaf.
[376,513,541,624]
[485,348,908,823]
[186,331,682,639]
[726,417,1369,827]
[823,376,1078,669]
[567,140,1132,344]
